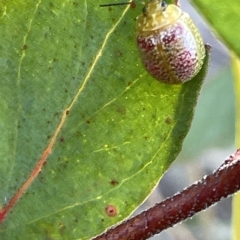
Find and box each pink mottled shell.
[136,2,205,84]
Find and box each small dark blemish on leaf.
[127,81,132,86]
[59,224,66,234]
[66,110,70,115]
[81,62,85,66]
[86,119,91,124]
[130,1,136,8]
[101,218,104,222]
[105,205,117,217]
[117,106,126,115]
[123,20,127,25]
[47,120,51,124]
[165,117,172,124]
[54,112,59,117]
[63,163,68,169]
[114,50,123,58]
[76,131,82,137]
[22,45,28,50]
[110,179,119,186]
[59,137,64,143]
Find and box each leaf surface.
[0,1,209,239]
[192,0,240,57]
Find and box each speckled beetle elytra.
[100,0,205,84]
[137,0,205,84]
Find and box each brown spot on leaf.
[22,44,28,50]
[130,1,136,8]
[110,179,119,186]
[59,223,66,233]
[105,205,117,217]
[165,117,172,124]
[66,110,70,115]
[74,218,78,223]
[114,50,123,58]
[117,106,126,115]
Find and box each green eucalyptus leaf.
[192,0,240,57]
[0,0,209,239]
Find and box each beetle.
[100,0,205,84]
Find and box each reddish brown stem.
[94,149,240,240]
